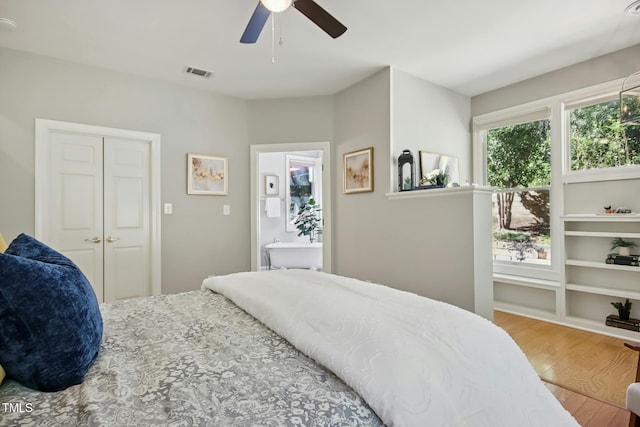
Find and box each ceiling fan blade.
[240,2,271,44]
[293,0,347,39]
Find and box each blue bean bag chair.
[0,234,103,391]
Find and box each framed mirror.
[286,154,322,232]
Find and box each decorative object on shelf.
[615,207,633,214]
[610,237,638,256]
[421,169,450,188]
[293,197,322,243]
[419,151,460,186]
[343,147,373,194]
[264,175,279,195]
[606,253,639,266]
[397,149,415,191]
[606,314,640,332]
[187,153,228,195]
[604,205,613,214]
[611,298,633,321]
[620,70,640,125]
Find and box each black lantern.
[398,149,415,191]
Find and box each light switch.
[164,203,173,215]
[223,204,230,216]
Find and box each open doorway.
[250,142,332,272]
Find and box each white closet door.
[103,137,151,302]
[49,131,105,300]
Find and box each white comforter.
[202,270,578,427]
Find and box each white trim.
[250,142,332,273]
[34,118,162,296]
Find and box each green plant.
[293,198,322,243]
[612,298,632,321]
[610,237,638,251]
[611,298,632,313]
[493,230,530,243]
[425,169,450,187]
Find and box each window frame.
[563,91,640,184]
[473,102,560,282]
[473,77,640,283]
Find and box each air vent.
[185,66,213,78]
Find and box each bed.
[0,265,579,426]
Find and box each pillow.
[0,233,103,391]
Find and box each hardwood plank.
[495,310,637,408]
[495,310,637,426]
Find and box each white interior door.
[49,131,105,299]
[35,119,162,303]
[103,137,151,301]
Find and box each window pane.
[486,120,551,267]
[570,99,640,171]
[492,189,550,265]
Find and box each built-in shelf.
[562,214,640,222]
[566,259,640,272]
[563,316,640,340]
[565,283,640,300]
[565,230,640,238]
[385,185,493,200]
[497,211,640,340]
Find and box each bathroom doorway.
[250,142,332,272]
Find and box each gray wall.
[1,47,480,310]
[472,44,640,116]
[0,47,250,294]
[332,69,489,312]
[391,69,471,190]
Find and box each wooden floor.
[494,310,636,427]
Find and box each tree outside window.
[570,100,640,171]
[487,120,551,265]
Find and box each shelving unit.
[561,214,640,338]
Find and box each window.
[486,119,552,267]
[569,98,640,171]
[285,154,321,231]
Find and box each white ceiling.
[1,0,639,99]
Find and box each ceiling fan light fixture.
[626,0,640,15]
[260,0,292,13]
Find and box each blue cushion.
[0,234,103,391]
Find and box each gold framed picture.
[343,147,373,194]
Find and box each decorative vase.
[619,310,631,321]
[620,247,632,256]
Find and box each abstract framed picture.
[343,147,374,194]
[187,153,228,195]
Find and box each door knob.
[85,236,101,244]
[106,236,120,243]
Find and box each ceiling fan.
[240,0,347,44]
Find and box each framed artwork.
[343,147,374,194]
[187,153,228,195]
[264,175,279,195]
[419,151,460,184]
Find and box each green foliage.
[611,298,632,312]
[487,120,551,188]
[487,120,551,230]
[570,100,640,170]
[293,198,322,242]
[610,237,638,250]
[493,230,530,242]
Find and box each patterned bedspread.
[0,290,382,426]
